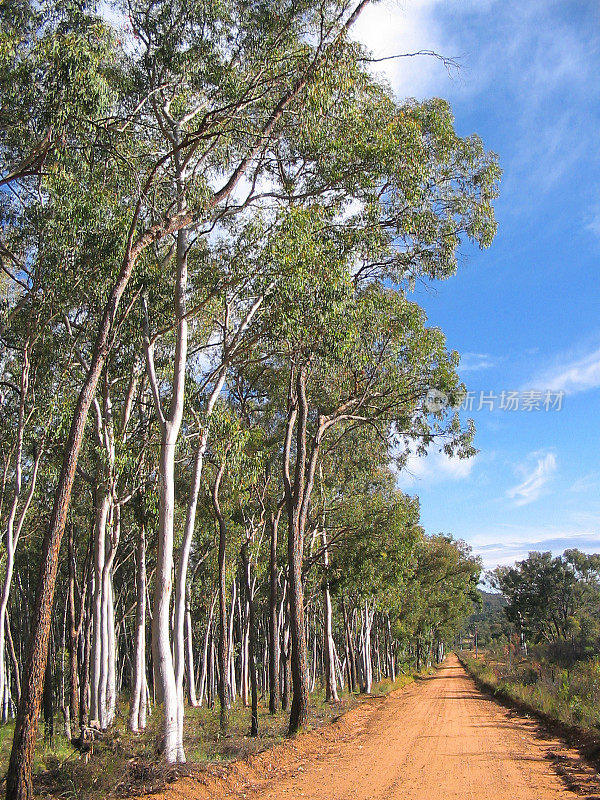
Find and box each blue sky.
[354,0,600,569]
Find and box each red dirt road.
[159,654,600,800]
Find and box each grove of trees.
[0,1,499,798]
[490,550,600,659]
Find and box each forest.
[0,1,500,798]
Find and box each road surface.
[162,654,600,800]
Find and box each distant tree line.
[489,550,600,661]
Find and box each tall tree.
[5,1,377,792]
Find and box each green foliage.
[462,590,510,648]
[395,534,481,648]
[490,549,600,652]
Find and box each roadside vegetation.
[461,549,600,736]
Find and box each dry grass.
[0,679,396,799]
[0,666,433,799]
[460,650,600,733]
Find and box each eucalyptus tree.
[128,487,156,734]
[398,535,480,668]
[255,211,477,729]
[321,441,421,691]
[5,1,380,790]
[86,348,146,731]
[141,219,281,754]
[1,0,502,792]
[1,2,146,790]
[238,76,499,728]
[490,550,600,650]
[202,406,254,731]
[219,185,494,729]
[230,422,275,735]
[0,334,46,718]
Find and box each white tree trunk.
[185,595,197,707]
[361,602,374,693]
[198,595,216,707]
[129,524,147,732]
[241,611,249,707]
[227,578,237,703]
[173,435,203,748]
[144,173,189,759]
[0,540,16,719]
[0,350,41,716]
[90,490,110,726]
[152,424,182,762]
[321,526,339,703]
[105,505,119,726]
[98,551,110,729]
[173,371,225,753]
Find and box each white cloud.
[352,0,461,100]
[459,352,497,372]
[395,444,476,489]
[469,527,600,570]
[569,472,600,494]
[586,204,600,239]
[506,450,556,506]
[533,347,600,395]
[352,0,600,207]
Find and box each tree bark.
[42,640,53,746]
[144,213,189,763]
[283,367,311,733]
[173,370,225,746]
[90,487,110,728]
[185,590,197,707]
[341,598,357,693]
[211,457,230,731]
[198,595,216,707]
[104,504,119,727]
[0,348,42,720]
[67,527,79,737]
[80,579,92,731]
[227,578,238,704]
[129,523,147,733]
[6,613,21,708]
[268,508,282,714]
[321,527,339,703]
[241,539,258,736]
[152,425,181,761]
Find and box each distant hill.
[462,590,509,647]
[479,590,507,611]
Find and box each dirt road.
[161,654,600,800]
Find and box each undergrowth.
[460,649,600,733]
[0,667,429,799]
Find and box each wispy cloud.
[570,472,600,494]
[352,0,461,100]
[459,352,498,372]
[533,347,600,395]
[468,524,600,569]
[353,0,600,205]
[585,204,600,239]
[507,450,556,506]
